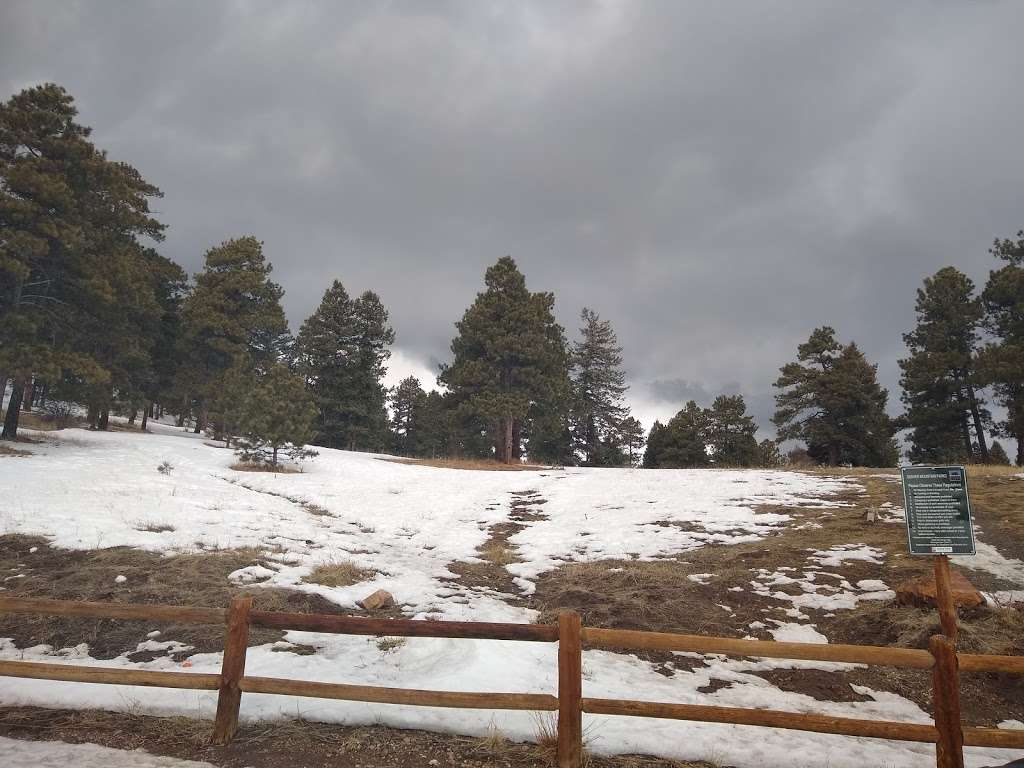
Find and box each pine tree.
[439,257,569,464]
[705,394,759,466]
[977,231,1024,466]
[569,308,629,465]
[759,438,783,467]
[774,327,898,466]
[176,237,290,433]
[643,400,711,468]
[989,440,1011,465]
[899,267,989,463]
[618,416,645,466]
[1,84,166,439]
[234,364,317,467]
[390,375,424,455]
[296,281,394,451]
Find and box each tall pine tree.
[176,237,290,433]
[569,308,629,466]
[1,84,166,439]
[774,327,898,466]
[899,267,989,463]
[439,257,568,464]
[705,394,759,467]
[295,281,394,450]
[977,231,1024,465]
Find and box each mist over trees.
[2,83,1021,466]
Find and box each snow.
[767,622,828,644]
[0,736,217,767]
[114,574,127,584]
[1,424,1022,768]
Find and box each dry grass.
[230,461,302,474]
[376,636,407,653]
[304,559,374,588]
[0,534,351,659]
[0,443,33,456]
[479,539,520,566]
[378,456,549,472]
[0,705,720,767]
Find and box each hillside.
[1,422,1022,768]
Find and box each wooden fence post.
[557,611,583,768]
[930,634,964,768]
[212,596,253,745]
[933,555,958,643]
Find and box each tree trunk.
[2,379,25,439]
[498,415,514,464]
[23,378,34,411]
[964,385,989,462]
[194,407,206,434]
[0,375,8,411]
[87,402,98,430]
[38,380,48,408]
[141,406,149,432]
[272,446,279,466]
[828,443,839,467]
[98,408,109,431]
[128,408,137,425]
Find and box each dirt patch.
[230,461,303,474]
[377,456,549,472]
[0,443,34,456]
[0,707,721,768]
[0,534,350,660]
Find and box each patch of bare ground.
[0,534,351,660]
[0,443,33,456]
[230,461,303,474]
[446,490,550,598]
[377,456,550,471]
[0,707,723,768]
[531,468,1024,726]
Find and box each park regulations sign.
[901,466,976,556]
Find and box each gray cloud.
[4,1,1023,446]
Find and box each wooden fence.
[1,596,1023,768]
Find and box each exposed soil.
[0,707,721,768]
[0,534,354,660]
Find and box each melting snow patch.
[767,622,828,644]
[810,545,884,568]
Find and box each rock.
[895,568,983,609]
[358,589,395,610]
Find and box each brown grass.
[303,559,375,588]
[378,456,549,471]
[0,443,33,457]
[0,534,352,659]
[230,461,302,474]
[0,706,719,767]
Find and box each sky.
[3,1,1023,442]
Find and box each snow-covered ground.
[1,423,1022,768]
[1,736,216,768]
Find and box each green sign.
[901,466,975,556]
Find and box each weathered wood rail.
[0,595,1022,768]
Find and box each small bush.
[157,461,174,475]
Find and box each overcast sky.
[3,1,1023,440]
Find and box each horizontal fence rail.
[1,595,1022,768]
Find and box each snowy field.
[2,423,1023,768]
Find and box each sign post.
[901,466,975,643]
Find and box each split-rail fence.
[0,595,1022,768]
